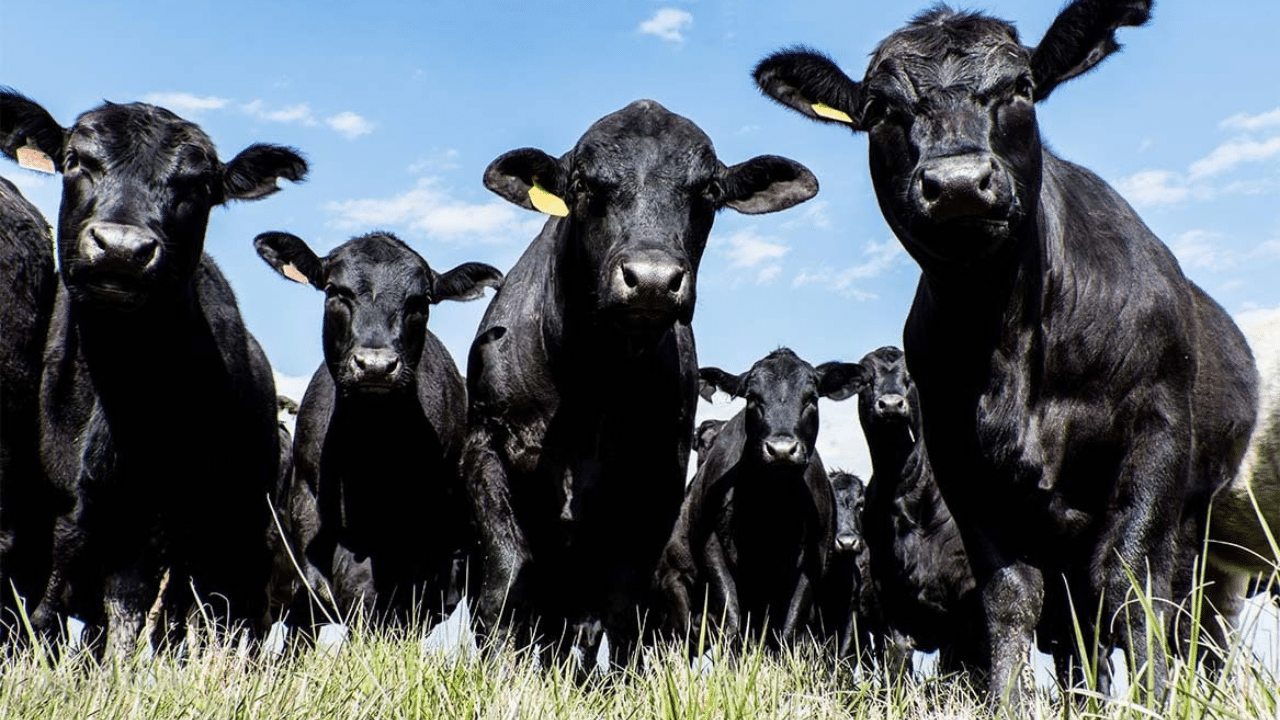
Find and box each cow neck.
[74,279,203,381]
[862,418,914,489]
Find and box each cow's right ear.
[816,362,871,402]
[432,262,504,303]
[254,231,325,288]
[0,88,67,172]
[223,144,309,202]
[483,148,569,216]
[1031,0,1152,103]
[699,367,745,401]
[753,48,865,130]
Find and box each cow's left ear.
[223,143,309,202]
[0,88,67,171]
[483,148,569,216]
[754,48,865,129]
[432,262,505,303]
[816,362,870,401]
[699,367,745,401]
[721,156,819,215]
[1031,0,1152,102]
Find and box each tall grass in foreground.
[1,604,1278,720]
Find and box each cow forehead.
[71,102,216,170]
[867,10,1028,93]
[574,102,717,182]
[748,350,816,394]
[326,235,431,292]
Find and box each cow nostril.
[920,174,942,203]
[667,270,685,294]
[622,265,639,289]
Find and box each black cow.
[255,230,501,638]
[0,175,57,643]
[693,419,726,469]
[654,349,867,649]
[0,89,307,658]
[754,1,1257,704]
[855,347,985,681]
[464,100,818,668]
[814,469,874,665]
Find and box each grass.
[1,596,1279,720]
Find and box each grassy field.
[3,594,1280,720]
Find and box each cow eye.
[860,97,887,125]
[63,150,81,173]
[701,179,724,204]
[1012,75,1034,102]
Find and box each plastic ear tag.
[811,102,853,124]
[528,181,569,217]
[281,263,310,285]
[16,139,55,174]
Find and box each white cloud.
[783,199,832,231]
[1114,169,1193,206]
[792,239,904,299]
[242,100,319,126]
[639,8,693,43]
[142,92,230,116]
[408,149,461,174]
[324,177,542,244]
[1220,108,1280,132]
[326,111,375,140]
[1170,229,1235,271]
[1188,136,1280,180]
[718,228,788,283]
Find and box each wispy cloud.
[1220,107,1280,132]
[242,100,319,126]
[325,111,375,140]
[792,239,904,299]
[408,149,462,174]
[324,177,542,244]
[1170,229,1236,271]
[142,92,230,116]
[719,228,789,283]
[1117,107,1280,208]
[639,8,693,43]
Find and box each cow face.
[700,349,868,468]
[0,90,307,311]
[856,346,915,433]
[693,419,726,467]
[753,1,1151,270]
[828,471,865,554]
[255,231,501,395]
[484,100,817,332]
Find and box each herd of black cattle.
[1,0,1278,709]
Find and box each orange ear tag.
[281,264,310,285]
[811,102,853,124]
[16,140,55,174]
[528,181,569,217]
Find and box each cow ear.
[722,155,819,215]
[699,367,745,401]
[432,262,504,303]
[816,362,871,401]
[254,231,325,288]
[223,143,309,202]
[1031,0,1152,103]
[483,148,569,216]
[0,88,67,172]
[754,48,865,129]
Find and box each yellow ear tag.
[281,263,310,285]
[16,139,55,174]
[811,102,854,124]
[528,182,569,217]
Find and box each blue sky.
[4,0,1279,477]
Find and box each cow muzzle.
[761,436,808,467]
[873,393,910,421]
[71,222,163,305]
[347,347,403,392]
[835,532,862,554]
[912,153,1013,225]
[603,248,691,325]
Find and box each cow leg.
[981,557,1044,711]
[461,432,533,643]
[701,532,740,648]
[780,571,815,647]
[103,563,159,661]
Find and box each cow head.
[483,100,817,332]
[828,471,866,554]
[693,418,726,468]
[0,89,307,311]
[753,1,1151,270]
[255,231,502,395]
[856,346,916,436]
[699,348,868,468]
